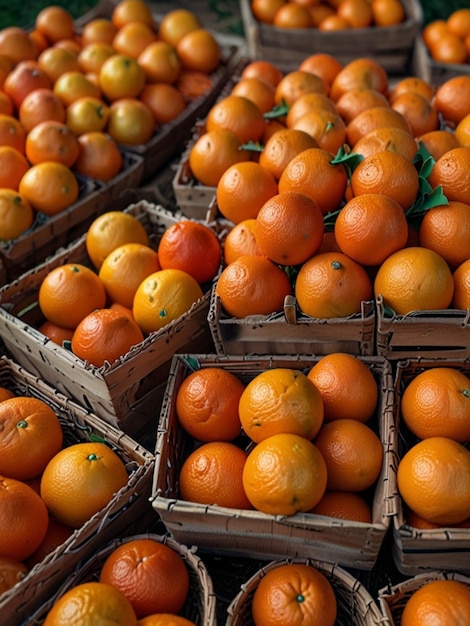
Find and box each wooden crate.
[240,0,423,74]
[151,354,396,571]
[0,355,154,625]
[375,295,470,360]
[0,201,217,436]
[391,358,470,575]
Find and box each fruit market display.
[1,0,470,624]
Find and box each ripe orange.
[43,582,137,626]
[37,46,80,83]
[74,131,123,182]
[26,517,74,567]
[434,75,470,126]
[0,476,49,561]
[374,246,455,315]
[81,18,118,47]
[251,0,286,24]
[251,562,337,626]
[274,70,327,107]
[389,76,435,103]
[216,160,278,223]
[401,367,470,442]
[337,0,373,27]
[157,221,221,285]
[292,108,347,154]
[158,9,200,47]
[448,7,470,38]
[137,617,195,626]
[107,97,155,145]
[314,418,383,491]
[371,0,405,25]
[231,76,276,115]
[329,57,389,103]
[0,188,34,241]
[453,259,470,309]
[223,219,263,264]
[391,91,440,138]
[417,129,459,161]
[298,53,343,92]
[3,60,51,110]
[0,387,15,402]
[215,254,292,318]
[0,396,63,481]
[418,201,470,268]
[242,433,327,515]
[278,147,348,215]
[39,263,107,330]
[239,368,324,443]
[346,106,412,147]
[65,95,110,135]
[258,127,319,181]
[310,490,372,523]
[295,251,373,319]
[35,5,75,44]
[240,59,284,89]
[53,71,102,108]
[112,0,155,29]
[307,353,378,422]
[98,242,160,308]
[428,147,470,206]
[0,113,26,154]
[286,91,338,127]
[0,556,29,594]
[78,42,115,76]
[254,191,324,266]
[0,146,29,191]
[132,269,204,334]
[25,120,79,168]
[19,161,79,216]
[140,83,186,125]
[176,367,245,442]
[178,441,252,509]
[18,87,66,133]
[318,14,352,30]
[273,3,313,28]
[100,538,190,618]
[98,53,146,102]
[397,437,470,525]
[176,28,221,74]
[0,27,38,66]
[71,308,145,367]
[112,21,158,60]
[86,211,150,271]
[353,126,418,161]
[335,87,390,125]
[401,579,470,626]
[40,441,129,528]
[429,32,467,65]
[206,94,266,144]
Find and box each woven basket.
[226,557,390,626]
[378,570,470,625]
[0,354,154,625]
[151,353,397,571]
[0,200,218,437]
[26,533,216,626]
[391,357,470,575]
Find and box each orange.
[353,126,418,161]
[453,259,470,309]
[329,57,389,103]
[19,161,79,216]
[206,94,266,145]
[26,516,73,567]
[0,27,38,66]
[0,476,49,561]
[100,538,189,618]
[258,127,319,180]
[176,28,221,74]
[273,3,313,28]
[3,60,51,110]
[37,46,81,83]
[307,353,378,422]
[254,191,324,266]
[112,0,155,29]
[71,308,144,367]
[65,95,110,135]
[240,59,283,88]
[295,251,373,319]
[25,120,79,167]
[346,106,412,147]
[314,418,383,491]
[107,97,155,145]
[335,87,390,125]
[318,14,351,30]
[132,269,204,334]
[238,368,324,443]
[389,76,435,104]
[137,40,181,84]
[215,254,292,318]
[291,108,347,154]
[0,396,63,481]
[74,131,123,182]
[35,5,75,44]
[216,160,278,224]
[39,263,107,330]
[286,92,338,128]
[179,441,252,509]
[434,76,470,126]
[0,91,13,116]
[18,87,66,133]
[401,579,470,626]
[448,7,470,38]
[335,193,408,266]
[188,128,250,188]
[98,54,146,102]
[251,562,336,626]
[278,147,348,215]
[374,246,454,315]
[231,76,276,115]
[157,220,221,285]
[158,9,200,47]
[417,129,460,162]
[401,367,470,442]
[137,617,195,626]
[40,441,129,529]
[78,42,115,76]
[0,556,29,594]
[0,188,34,241]
[43,581,137,626]
[86,211,149,271]
[371,0,405,25]
[99,242,160,308]
[242,432,327,515]
[222,219,263,264]
[81,18,118,47]
[418,201,470,268]
[0,146,29,191]
[397,437,470,525]
[454,113,470,148]
[0,114,26,154]
[53,71,102,108]
[112,21,157,60]
[251,0,286,24]
[428,147,470,206]
[298,53,343,92]
[422,19,450,49]
[391,91,440,137]
[140,83,186,126]
[176,367,245,442]
[337,0,373,27]
[310,490,372,523]
[0,387,15,402]
[274,70,326,107]
[429,32,467,65]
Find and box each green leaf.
[264,101,289,119]
[90,433,107,443]
[323,207,343,231]
[330,145,364,178]
[239,140,264,153]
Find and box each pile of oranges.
[175,353,382,524]
[186,52,470,321]
[37,210,221,367]
[0,0,223,241]
[422,8,470,65]
[250,0,406,30]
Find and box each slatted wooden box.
[151,353,396,571]
[391,357,470,575]
[240,0,423,74]
[0,355,154,625]
[0,201,216,437]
